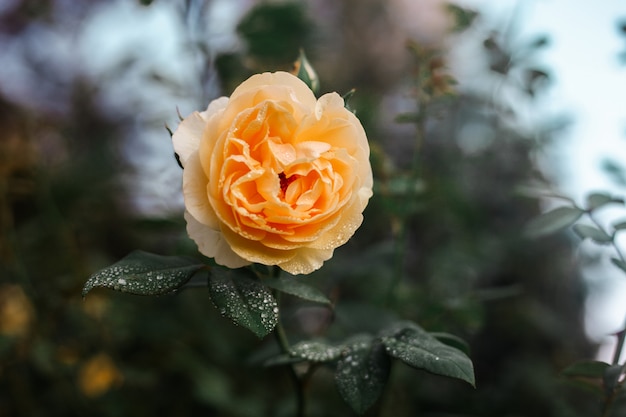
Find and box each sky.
[469,0,626,359]
[523,0,626,359]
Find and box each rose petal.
[173,97,228,165]
[182,151,221,229]
[314,92,345,120]
[222,226,297,265]
[307,198,364,250]
[278,246,334,275]
[184,211,250,269]
[232,72,317,110]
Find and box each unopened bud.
[293,49,320,95]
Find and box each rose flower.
[173,72,373,275]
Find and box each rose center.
[278,172,297,194]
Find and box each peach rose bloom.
[173,71,373,275]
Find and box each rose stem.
[271,272,306,417]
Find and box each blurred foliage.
[238,2,313,68]
[0,0,616,416]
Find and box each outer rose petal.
[182,151,220,229]
[184,211,250,269]
[231,72,317,110]
[172,97,228,166]
[278,247,334,275]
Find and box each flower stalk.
[273,289,307,417]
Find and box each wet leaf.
[524,206,583,238]
[430,332,471,356]
[573,224,613,244]
[208,267,278,338]
[289,340,342,363]
[382,322,475,387]
[263,276,330,305]
[289,341,342,362]
[335,338,390,415]
[83,251,205,297]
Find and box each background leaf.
[611,258,626,274]
[263,276,331,305]
[561,360,610,379]
[612,219,626,230]
[585,192,624,211]
[573,224,613,244]
[82,251,205,297]
[335,338,391,415]
[525,206,583,238]
[382,323,475,387]
[208,267,278,338]
[289,340,342,362]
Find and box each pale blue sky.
[492,0,626,357]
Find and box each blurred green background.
[1,0,622,416]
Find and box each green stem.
[588,212,626,365]
[601,387,618,417]
[612,328,626,367]
[385,90,428,307]
[587,212,626,417]
[273,290,306,417]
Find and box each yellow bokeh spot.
[0,284,34,337]
[78,353,123,398]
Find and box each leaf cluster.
[84,252,475,414]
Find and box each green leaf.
[394,112,420,124]
[430,332,471,356]
[525,206,584,238]
[611,258,626,274]
[382,323,475,387]
[573,224,613,244]
[263,276,330,305]
[562,360,610,379]
[83,250,205,297]
[208,267,278,338]
[342,88,356,113]
[586,192,624,211]
[263,354,304,367]
[289,340,342,362]
[335,338,391,415]
[386,176,425,196]
[447,4,478,32]
[295,49,319,95]
[612,219,626,231]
